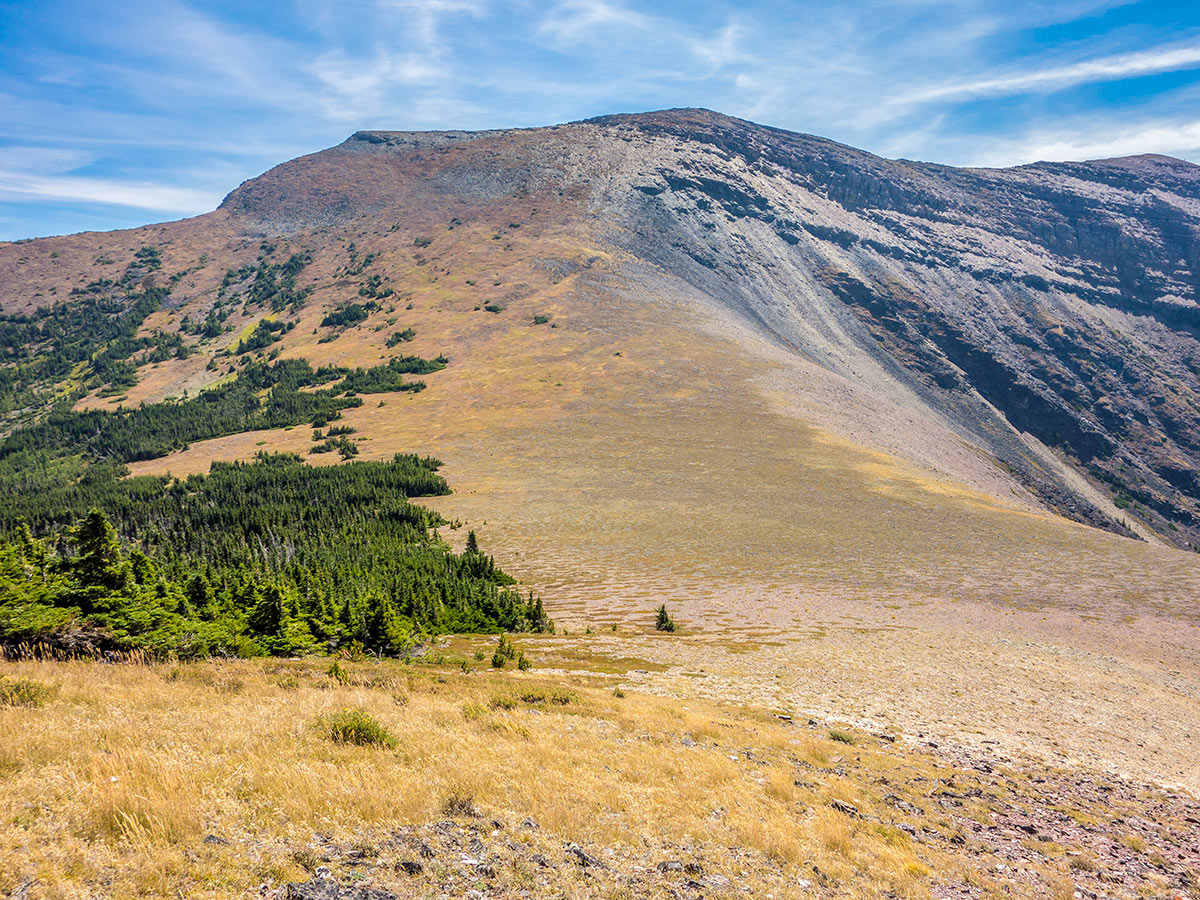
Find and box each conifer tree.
[248,583,287,637]
[73,509,126,590]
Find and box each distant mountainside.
[3,108,1199,549]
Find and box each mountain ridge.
[4,108,1200,548]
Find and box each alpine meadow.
[2,3,1200,898]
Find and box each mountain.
[7,111,1200,898]
[5,108,1199,551]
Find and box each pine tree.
[248,583,287,637]
[73,509,126,590]
[655,604,676,633]
[465,530,479,554]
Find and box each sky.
[1,0,1199,240]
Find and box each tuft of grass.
[327,661,351,685]
[317,708,397,748]
[829,730,857,745]
[518,688,572,706]
[440,787,479,817]
[0,676,56,707]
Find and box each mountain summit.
[4,109,1200,549]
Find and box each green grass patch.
[0,676,56,707]
[318,708,397,748]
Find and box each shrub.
[386,327,416,347]
[318,708,397,748]
[275,675,300,691]
[461,702,485,720]
[488,694,518,710]
[440,787,479,817]
[516,688,571,705]
[829,730,857,745]
[516,652,531,671]
[532,314,551,325]
[655,604,677,633]
[483,304,504,314]
[327,661,351,685]
[0,676,56,707]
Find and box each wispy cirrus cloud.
[538,0,653,45]
[909,41,1200,102]
[2,0,1199,239]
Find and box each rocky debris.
[285,881,396,900]
[885,794,924,816]
[565,842,607,868]
[830,799,859,817]
[921,744,1200,899]
[261,816,789,900]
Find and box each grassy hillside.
[2,651,1196,900]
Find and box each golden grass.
[0,656,977,900]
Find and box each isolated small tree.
[465,530,479,554]
[655,604,677,633]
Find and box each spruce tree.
[73,509,126,589]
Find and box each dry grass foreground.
[2,649,1198,900]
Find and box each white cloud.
[0,169,221,213]
[908,42,1200,103]
[538,0,652,45]
[965,117,1200,167]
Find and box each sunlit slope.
[3,111,1200,790]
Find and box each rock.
[797,877,813,890]
[285,882,396,900]
[314,867,331,881]
[884,794,924,816]
[565,843,606,868]
[657,861,683,873]
[521,817,539,830]
[467,837,487,858]
[396,861,422,876]
[830,799,859,817]
[531,854,554,869]
[203,834,230,845]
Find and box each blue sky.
[2,0,1199,240]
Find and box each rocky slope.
[220,109,1200,545]
[3,108,1200,547]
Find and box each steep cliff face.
[7,109,1200,546]
[572,110,1200,542]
